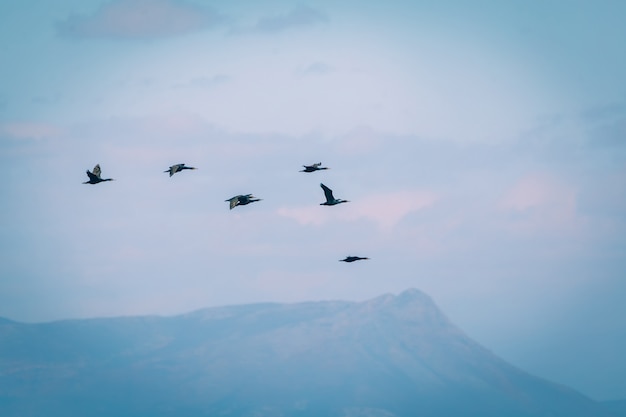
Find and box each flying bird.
[300,162,329,173]
[83,164,114,184]
[320,183,349,206]
[226,194,262,210]
[340,256,370,262]
[164,163,197,177]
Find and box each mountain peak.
[356,288,450,329]
[361,288,432,306]
[0,289,613,417]
[397,287,430,299]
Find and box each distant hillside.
[0,289,617,417]
[603,400,626,417]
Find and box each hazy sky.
[1,0,625,401]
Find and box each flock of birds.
[83,162,369,263]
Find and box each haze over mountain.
[0,288,616,417]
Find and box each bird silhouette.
[300,162,329,173]
[226,194,262,210]
[340,256,370,262]
[164,163,196,177]
[83,164,114,184]
[320,183,349,206]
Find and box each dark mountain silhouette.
[0,289,617,417]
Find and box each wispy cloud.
[57,0,224,40]
[240,5,328,34]
[173,74,230,89]
[0,122,63,140]
[295,62,333,77]
[583,101,626,149]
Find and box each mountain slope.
[0,289,616,417]
[603,400,626,417]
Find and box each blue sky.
[1,0,625,401]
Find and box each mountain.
[0,289,616,417]
[603,400,626,417]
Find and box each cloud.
[295,62,333,77]
[250,5,328,33]
[0,122,63,140]
[57,0,224,40]
[278,190,438,232]
[173,74,230,89]
[580,101,626,122]
[498,174,580,235]
[583,103,626,149]
[591,117,626,148]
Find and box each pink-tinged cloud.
[57,0,224,40]
[0,122,62,139]
[499,174,580,235]
[278,190,438,231]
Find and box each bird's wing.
[92,164,102,179]
[227,196,240,209]
[86,170,98,181]
[320,183,334,202]
[166,164,184,176]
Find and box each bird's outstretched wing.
[303,162,321,170]
[320,183,334,202]
[92,164,102,179]
[86,170,99,182]
[226,196,240,209]
[169,164,183,176]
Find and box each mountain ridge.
[0,288,617,417]
[0,288,434,325]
